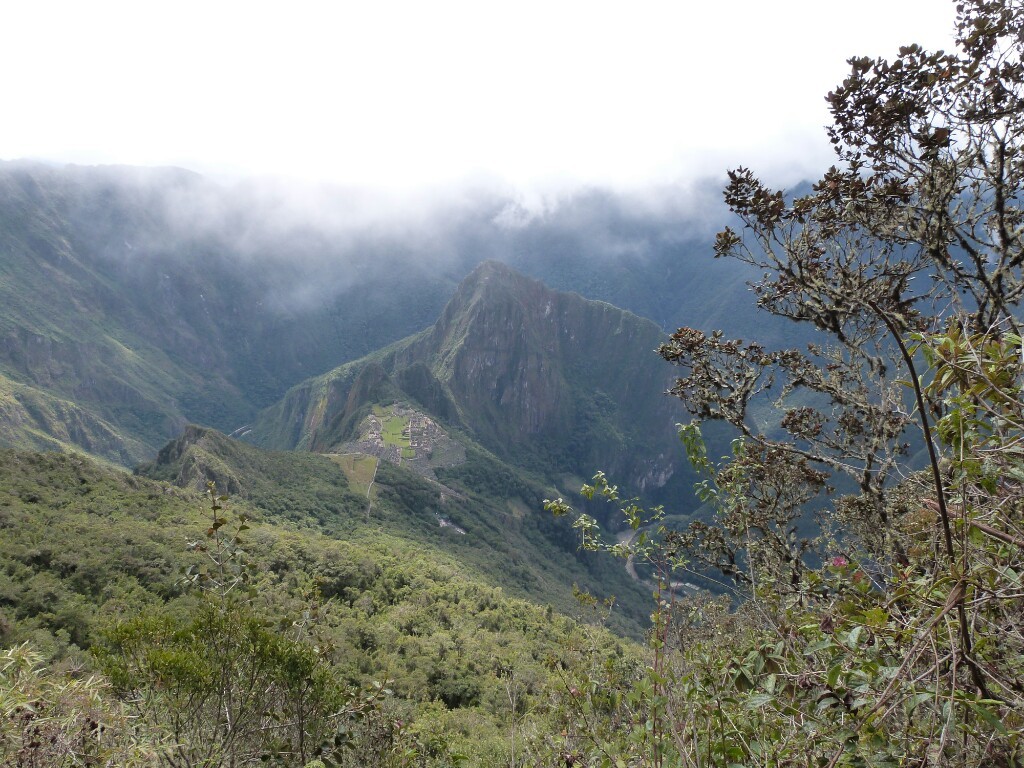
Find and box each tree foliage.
[547,1,1024,765]
[0,449,641,767]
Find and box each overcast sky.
[1,1,957,193]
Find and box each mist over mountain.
[0,158,811,759]
[0,161,778,464]
[250,261,691,510]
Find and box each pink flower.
[830,556,849,568]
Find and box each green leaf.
[905,692,932,712]
[846,626,864,648]
[804,639,834,655]
[966,700,1007,735]
[827,664,843,688]
[862,607,888,627]
[744,692,774,709]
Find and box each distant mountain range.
[0,161,788,465]
[0,160,803,614]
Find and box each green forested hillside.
[0,447,642,766]
[6,1,1024,766]
[0,161,768,468]
[0,164,707,766]
[133,424,652,631]
[250,262,696,520]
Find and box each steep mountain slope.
[0,162,458,461]
[250,262,689,507]
[0,445,643,764]
[0,161,777,467]
[0,372,146,464]
[134,424,652,632]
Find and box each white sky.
[0,1,957,192]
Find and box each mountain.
[0,161,777,467]
[0,371,146,463]
[0,162,459,462]
[133,422,653,632]
[250,261,691,510]
[0,161,735,637]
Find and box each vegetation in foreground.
[5,1,1024,765]
[542,1,1024,765]
[0,449,640,766]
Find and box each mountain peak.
[251,260,685,501]
[439,260,548,330]
[467,259,514,280]
[412,262,682,484]
[454,259,538,299]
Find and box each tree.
[94,484,389,768]
[665,0,1023,652]
[664,0,1024,568]
[550,1,1024,764]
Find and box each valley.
[7,37,1024,757]
[0,161,724,764]
[1,162,723,661]
[5,3,1024,764]
[0,161,773,466]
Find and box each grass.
[373,405,415,459]
[382,415,409,446]
[329,453,379,497]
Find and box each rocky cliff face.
[251,261,686,497]
[424,261,568,438]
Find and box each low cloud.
[3,159,754,330]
